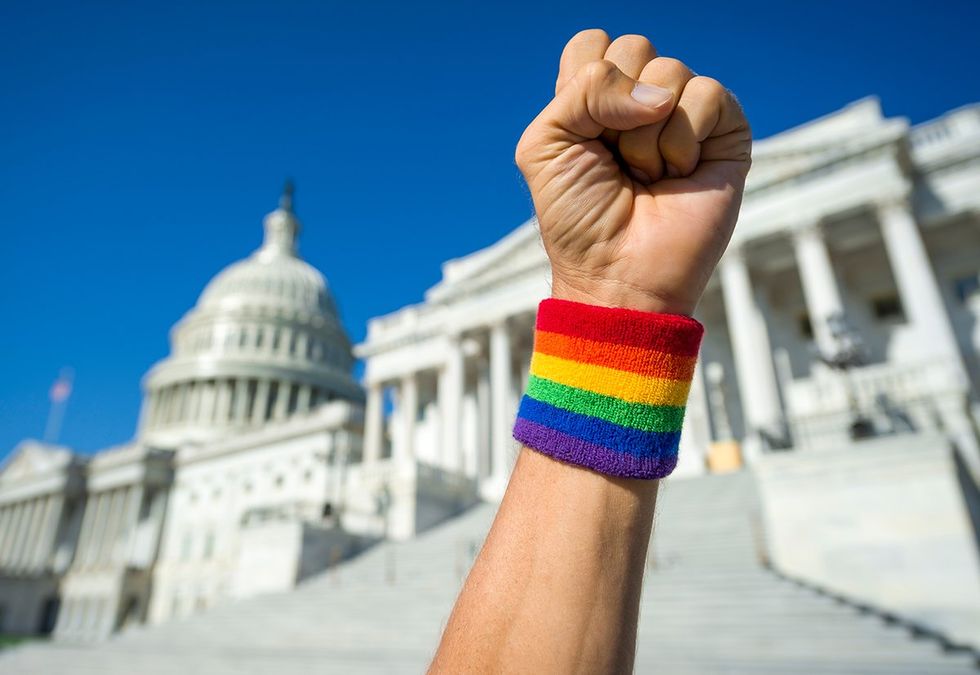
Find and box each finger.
[660,76,749,177]
[555,29,610,95]
[598,35,658,147]
[617,57,695,182]
[602,34,657,80]
[539,61,674,143]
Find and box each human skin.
[429,29,751,674]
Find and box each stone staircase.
[2,471,977,674]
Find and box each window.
[266,382,279,420]
[871,294,904,322]
[953,273,980,303]
[245,379,258,420]
[797,313,813,340]
[287,384,299,415]
[228,381,238,420]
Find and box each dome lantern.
[259,180,301,260]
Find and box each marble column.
[37,494,64,570]
[878,196,980,480]
[398,374,418,465]
[233,379,248,423]
[439,336,465,471]
[11,503,30,568]
[13,500,39,571]
[199,381,217,425]
[720,249,784,459]
[25,496,50,570]
[120,486,144,565]
[363,382,384,464]
[274,380,290,420]
[215,380,232,423]
[253,379,271,424]
[84,493,109,567]
[0,506,14,567]
[73,496,98,569]
[106,489,129,565]
[676,359,710,476]
[878,198,967,370]
[489,320,514,492]
[4,502,25,569]
[297,384,313,414]
[476,364,492,480]
[793,220,846,356]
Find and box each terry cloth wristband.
[513,298,704,479]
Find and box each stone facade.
[355,98,980,495]
[1,98,978,643]
[0,188,373,640]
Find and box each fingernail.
[629,167,652,184]
[631,82,672,108]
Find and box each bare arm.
[431,449,657,673]
[430,29,751,674]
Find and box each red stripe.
[535,298,703,356]
[534,330,697,380]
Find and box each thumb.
[536,60,673,143]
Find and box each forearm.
[430,447,657,675]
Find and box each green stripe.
[526,375,686,433]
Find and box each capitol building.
[1,97,980,663]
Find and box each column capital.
[721,244,748,267]
[790,216,828,240]
[876,185,914,215]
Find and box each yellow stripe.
[530,352,691,407]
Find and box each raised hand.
[516,29,752,315]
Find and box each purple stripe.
[513,418,677,480]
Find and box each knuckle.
[688,75,726,100]
[649,57,693,80]
[514,128,536,170]
[580,59,619,87]
[571,27,609,44]
[609,33,653,52]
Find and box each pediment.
[0,441,74,483]
[425,218,547,302]
[747,96,906,190]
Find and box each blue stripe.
[518,395,681,459]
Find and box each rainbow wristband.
[513,298,704,480]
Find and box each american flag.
[49,372,72,403]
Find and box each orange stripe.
[534,330,697,380]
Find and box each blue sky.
[1,0,978,457]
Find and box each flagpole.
[43,368,74,445]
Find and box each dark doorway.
[38,597,60,634]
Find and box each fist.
[516,29,752,316]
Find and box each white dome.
[198,252,336,316]
[138,183,363,449]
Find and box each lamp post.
[817,312,874,440]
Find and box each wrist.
[513,298,704,480]
[551,274,698,317]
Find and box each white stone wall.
[755,434,980,647]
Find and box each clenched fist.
[516,29,752,316]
